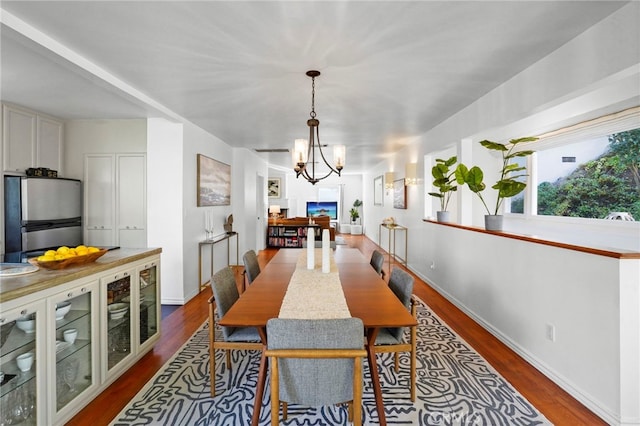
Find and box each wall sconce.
[384,172,395,190]
[405,163,417,186]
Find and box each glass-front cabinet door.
[137,259,159,351]
[49,280,98,421]
[101,268,134,379]
[0,301,45,425]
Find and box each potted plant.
[349,199,362,224]
[428,156,460,222]
[456,136,537,231]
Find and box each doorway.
[256,174,266,251]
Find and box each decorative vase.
[484,215,503,231]
[436,211,450,223]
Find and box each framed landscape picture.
[393,179,406,209]
[197,154,231,206]
[268,178,281,198]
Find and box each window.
[516,107,639,220]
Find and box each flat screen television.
[306,201,338,220]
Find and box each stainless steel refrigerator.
[4,176,82,262]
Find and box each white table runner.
[278,249,351,319]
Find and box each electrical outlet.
[546,323,556,342]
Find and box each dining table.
[218,247,417,426]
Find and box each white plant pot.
[436,211,451,223]
[484,215,503,231]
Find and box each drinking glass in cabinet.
[1,311,38,426]
[106,274,132,370]
[139,264,158,346]
[54,290,93,411]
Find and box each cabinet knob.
[67,292,73,298]
[0,318,5,324]
[81,288,87,293]
[20,309,27,316]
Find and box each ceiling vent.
[254,148,290,153]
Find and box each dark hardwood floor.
[67,234,605,425]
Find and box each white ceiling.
[0,1,629,172]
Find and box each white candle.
[322,229,330,273]
[307,227,315,269]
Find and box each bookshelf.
[267,224,320,248]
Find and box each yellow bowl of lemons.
[32,245,107,269]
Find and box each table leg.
[366,327,386,426]
[251,327,268,426]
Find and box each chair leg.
[410,325,417,402]
[347,402,353,422]
[225,349,231,369]
[394,352,400,372]
[210,345,216,397]
[283,402,288,420]
[353,357,363,426]
[270,358,280,425]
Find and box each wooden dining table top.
[219,247,416,329]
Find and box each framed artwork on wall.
[374,175,383,206]
[393,178,406,209]
[197,154,231,206]
[268,178,281,198]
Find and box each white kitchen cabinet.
[84,153,146,248]
[84,154,116,246]
[116,154,146,247]
[47,280,99,424]
[2,103,64,174]
[37,116,64,173]
[0,250,161,425]
[0,300,46,425]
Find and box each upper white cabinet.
[84,153,146,248]
[2,103,64,174]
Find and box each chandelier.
[292,70,345,185]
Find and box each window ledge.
[423,219,640,259]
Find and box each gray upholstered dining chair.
[208,266,262,397]
[265,318,367,426]
[373,267,417,401]
[370,250,385,279]
[242,249,260,290]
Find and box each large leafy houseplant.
[349,199,362,224]
[456,137,537,229]
[428,156,460,222]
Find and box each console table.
[379,223,408,272]
[199,232,239,292]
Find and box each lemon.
[88,247,100,253]
[44,250,56,257]
[54,254,66,260]
[38,255,55,261]
[57,246,70,254]
[75,245,87,251]
[76,248,88,256]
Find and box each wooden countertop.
[0,248,162,303]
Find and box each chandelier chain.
[310,76,316,119]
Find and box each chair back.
[211,267,240,339]
[370,250,384,276]
[386,268,414,340]
[243,250,260,285]
[266,318,364,406]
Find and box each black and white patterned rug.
[111,298,552,425]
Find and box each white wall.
[64,119,147,180]
[286,173,362,227]
[147,118,184,304]
[361,4,639,424]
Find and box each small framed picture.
[373,175,383,206]
[393,179,406,209]
[268,178,281,198]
